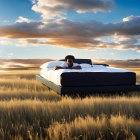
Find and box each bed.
[36,59,140,95]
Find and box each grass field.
[0,68,140,140]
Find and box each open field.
[0,68,140,139]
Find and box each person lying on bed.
[54,55,82,70]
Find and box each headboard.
[59,59,92,65]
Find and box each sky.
[0,0,140,60]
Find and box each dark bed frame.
[36,75,140,95]
[36,59,140,95]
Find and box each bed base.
[36,75,140,95]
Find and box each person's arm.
[54,66,82,70]
[54,62,68,70]
[54,66,65,70]
[67,66,82,69]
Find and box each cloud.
[32,0,115,19]
[30,0,36,4]
[92,58,140,68]
[0,16,140,52]
[0,59,54,69]
[5,59,53,65]
[0,21,43,39]
[123,15,134,22]
[0,40,13,45]
[16,16,31,23]
[32,4,66,19]
[0,38,30,47]
[123,15,140,22]
[101,35,140,52]
[1,58,140,69]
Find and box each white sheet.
[40,65,132,86]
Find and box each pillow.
[80,63,92,68]
[40,61,65,69]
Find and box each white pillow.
[80,63,92,68]
[40,61,65,69]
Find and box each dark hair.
[65,55,75,62]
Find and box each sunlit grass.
[0,68,140,139]
[48,115,140,140]
[0,97,140,139]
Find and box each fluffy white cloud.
[31,0,36,4]
[32,0,115,19]
[16,16,31,23]
[123,15,134,22]
[122,15,140,22]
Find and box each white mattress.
[40,65,132,86]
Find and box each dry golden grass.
[0,68,140,139]
[0,97,140,139]
[0,69,61,101]
[47,115,139,140]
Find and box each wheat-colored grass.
[47,114,140,140]
[0,97,140,139]
[0,69,140,139]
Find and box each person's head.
[65,55,75,67]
